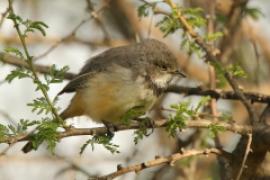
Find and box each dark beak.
[172,70,186,77]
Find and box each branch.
[236,133,252,180]
[0,52,75,80]
[96,148,225,180]
[166,86,270,103]
[0,119,252,145]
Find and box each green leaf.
[5,68,31,83]
[4,47,24,59]
[34,80,49,91]
[137,3,152,18]
[16,119,40,133]
[205,32,223,42]
[23,19,49,36]
[183,7,206,28]
[166,101,192,136]
[226,64,247,78]
[45,65,69,84]
[156,15,181,37]
[28,21,49,36]
[133,117,152,144]
[7,12,23,23]
[0,124,9,140]
[181,35,203,57]
[211,61,227,88]
[121,106,145,125]
[30,120,59,152]
[80,135,120,155]
[220,112,232,122]
[208,124,225,138]
[27,97,51,115]
[244,7,264,20]
[194,96,211,113]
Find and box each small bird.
[22,39,185,153]
[59,39,185,124]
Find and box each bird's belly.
[82,70,156,124]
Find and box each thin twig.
[0,6,9,28]
[33,18,90,61]
[236,133,252,180]
[85,0,111,43]
[34,5,108,61]
[55,154,93,178]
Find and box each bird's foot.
[103,122,117,139]
[134,117,155,136]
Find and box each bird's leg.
[102,121,116,139]
[134,117,155,136]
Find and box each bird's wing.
[58,73,92,94]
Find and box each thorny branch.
[0,119,253,145]
[96,148,225,180]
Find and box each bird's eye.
[160,64,168,71]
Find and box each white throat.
[152,74,173,88]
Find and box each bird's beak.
[172,70,186,77]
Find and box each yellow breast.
[81,65,156,124]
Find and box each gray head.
[136,39,185,87]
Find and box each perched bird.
[22,39,185,153]
[59,39,185,124]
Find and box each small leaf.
[156,15,181,37]
[244,7,264,20]
[205,32,223,42]
[7,12,23,23]
[227,64,247,78]
[194,96,211,113]
[30,119,59,152]
[5,68,31,83]
[80,135,119,155]
[29,21,49,36]
[4,47,24,59]
[137,3,151,18]
[27,97,51,115]
[208,124,225,138]
[0,124,9,140]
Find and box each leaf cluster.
[7,12,48,37]
[167,96,211,137]
[80,135,120,155]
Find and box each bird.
[22,39,185,153]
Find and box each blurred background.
[1,0,270,179]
